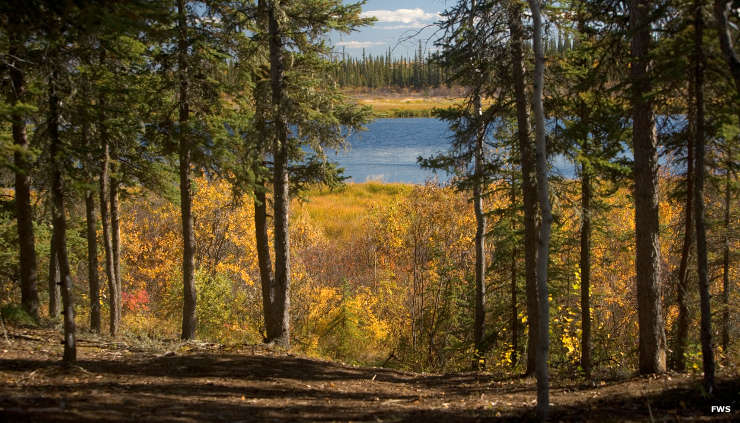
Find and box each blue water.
[327,118,576,184]
[325,117,684,184]
[326,118,452,184]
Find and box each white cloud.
[376,23,427,30]
[361,8,440,25]
[335,40,386,49]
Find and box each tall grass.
[355,96,463,118]
[298,183,412,240]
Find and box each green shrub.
[1,303,37,327]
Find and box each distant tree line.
[334,35,577,91]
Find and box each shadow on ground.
[1,351,738,422]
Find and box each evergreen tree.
[257,0,372,347]
[630,0,667,374]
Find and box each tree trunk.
[80,80,101,333]
[86,192,101,333]
[110,177,122,298]
[510,180,518,368]
[673,78,695,372]
[630,0,666,375]
[268,1,291,348]
[472,91,487,367]
[721,171,730,355]
[713,0,737,361]
[580,166,592,378]
[49,64,76,363]
[48,229,60,318]
[177,0,197,340]
[254,184,279,340]
[529,0,551,419]
[99,79,120,337]
[508,3,539,376]
[7,19,39,320]
[468,0,487,370]
[693,0,715,394]
[713,0,740,92]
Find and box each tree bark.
[472,68,487,368]
[508,3,539,376]
[721,171,730,355]
[49,63,76,363]
[7,18,39,320]
[254,184,279,340]
[510,180,518,368]
[693,0,715,394]
[580,165,592,378]
[79,78,101,333]
[630,0,666,375]
[85,191,101,333]
[673,78,695,372]
[48,228,60,318]
[713,1,737,360]
[713,0,740,92]
[99,79,120,337]
[177,0,197,340]
[110,176,122,297]
[529,0,551,419]
[268,1,291,348]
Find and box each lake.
[326,118,452,184]
[327,118,575,184]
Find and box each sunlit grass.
[296,183,412,240]
[355,96,464,118]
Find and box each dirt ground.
[0,328,737,422]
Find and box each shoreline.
[351,94,464,118]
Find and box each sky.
[331,1,457,59]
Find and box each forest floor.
[0,327,738,422]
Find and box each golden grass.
[354,95,496,118]
[354,96,464,118]
[296,183,413,240]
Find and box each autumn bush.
[0,177,736,373]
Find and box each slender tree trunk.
[99,80,120,337]
[85,191,101,333]
[508,3,539,376]
[178,0,197,340]
[580,166,592,378]
[713,0,740,92]
[714,0,737,361]
[254,1,276,341]
[268,1,291,348]
[472,90,487,367]
[49,64,76,363]
[721,172,730,355]
[674,79,695,372]
[510,181,518,368]
[254,183,278,340]
[48,229,60,318]
[630,0,666,375]
[7,21,39,320]
[693,0,715,394]
[110,177,122,297]
[529,0,551,419]
[79,71,101,333]
[468,0,487,370]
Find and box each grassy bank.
[298,182,413,240]
[353,95,463,118]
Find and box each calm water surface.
[328,118,577,184]
[327,118,452,184]
[329,116,683,184]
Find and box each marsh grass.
[297,183,412,240]
[354,96,463,118]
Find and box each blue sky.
[332,1,455,59]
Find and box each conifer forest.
[0,0,738,421]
